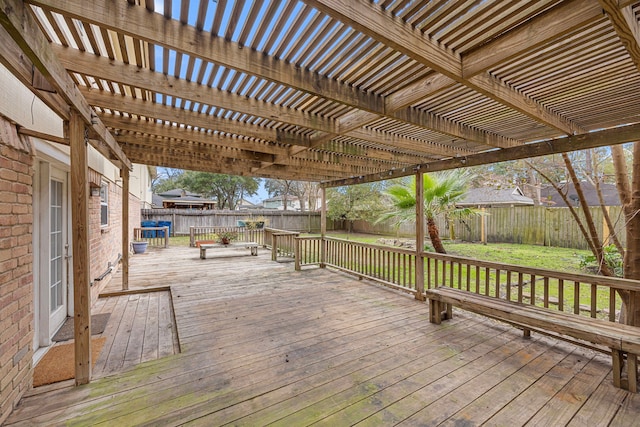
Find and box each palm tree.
[378,170,477,254]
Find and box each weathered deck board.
[91,291,178,378]
[8,246,640,426]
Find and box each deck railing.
[265,228,299,261]
[294,236,636,322]
[189,226,265,247]
[423,252,632,321]
[134,227,169,248]
[296,237,417,294]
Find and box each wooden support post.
[481,207,487,245]
[415,170,425,301]
[271,234,278,261]
[121,167,129,291]
[294,238,301,271]
[70,110,91,385]
[320,187,327,268]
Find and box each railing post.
[189,226,195,247]
[320,187,327,268]
[272,234,278,261]
[163,227,169,248]
[294,237,301,271]
[415,169,425,301]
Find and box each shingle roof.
[540,182,620,207]
[458,187,534,207]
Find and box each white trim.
[33,138,70,167]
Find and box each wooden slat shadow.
[8,246,640,426]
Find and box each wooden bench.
[199,242,259,259]
[425,286,640,392]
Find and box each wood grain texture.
[69,110,91,385]
[7,246,638,425]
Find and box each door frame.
[33,142,73,357]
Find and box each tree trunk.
[427,216,446,254]
[562,153,613,276]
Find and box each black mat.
[52,313,111,342]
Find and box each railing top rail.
[324,236,416,256]
[265,227,299,235]
[422,250,640,291]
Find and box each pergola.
[2,0,640,385]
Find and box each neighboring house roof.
[152,192,216,209]
[263,195,299,202]
[151,193,164,208]
[458,187,534,207]
[169,196,209,203]
[157,188,201,198]
[540,182,620,207]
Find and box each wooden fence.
[141,209,335,236]
[352,205,626,251]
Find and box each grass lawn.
[325,232,616,316]
[326,232,590,274]
[444,242,591,275]
[169,235,192,246]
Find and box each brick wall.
[0,139,34,425]
[88,172,142,300]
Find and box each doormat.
[33,337,106,387]
[52,313,111,342]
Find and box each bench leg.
[429,299,442,324]
[251,247,258,256]
[200,248,206,259]
[629,353,638,393]
[523,328,531,339]
[612,350,638,392]
[445,303,453,320]
[613,349,623,389]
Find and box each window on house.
[100,181,108,226]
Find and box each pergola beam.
[0,25,70,119]
[92,97,439,164]
[303,0,602,151]
[305,0,585,135]
[0,0,131,168]
[104,116,430,167]
[28,0,384,113]
[116,133,398,173]
[322,123,640,187]
[58,48,495,152]
[122,148,344,181]
[462,0,604,78]
[599,0,640,72]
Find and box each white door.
[48,168,68,336]
[34,162,70,352]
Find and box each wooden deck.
[9,246,640,425]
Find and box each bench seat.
[199,242,259,259]
[425,286,640,392]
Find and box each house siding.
[0,140,34,425]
